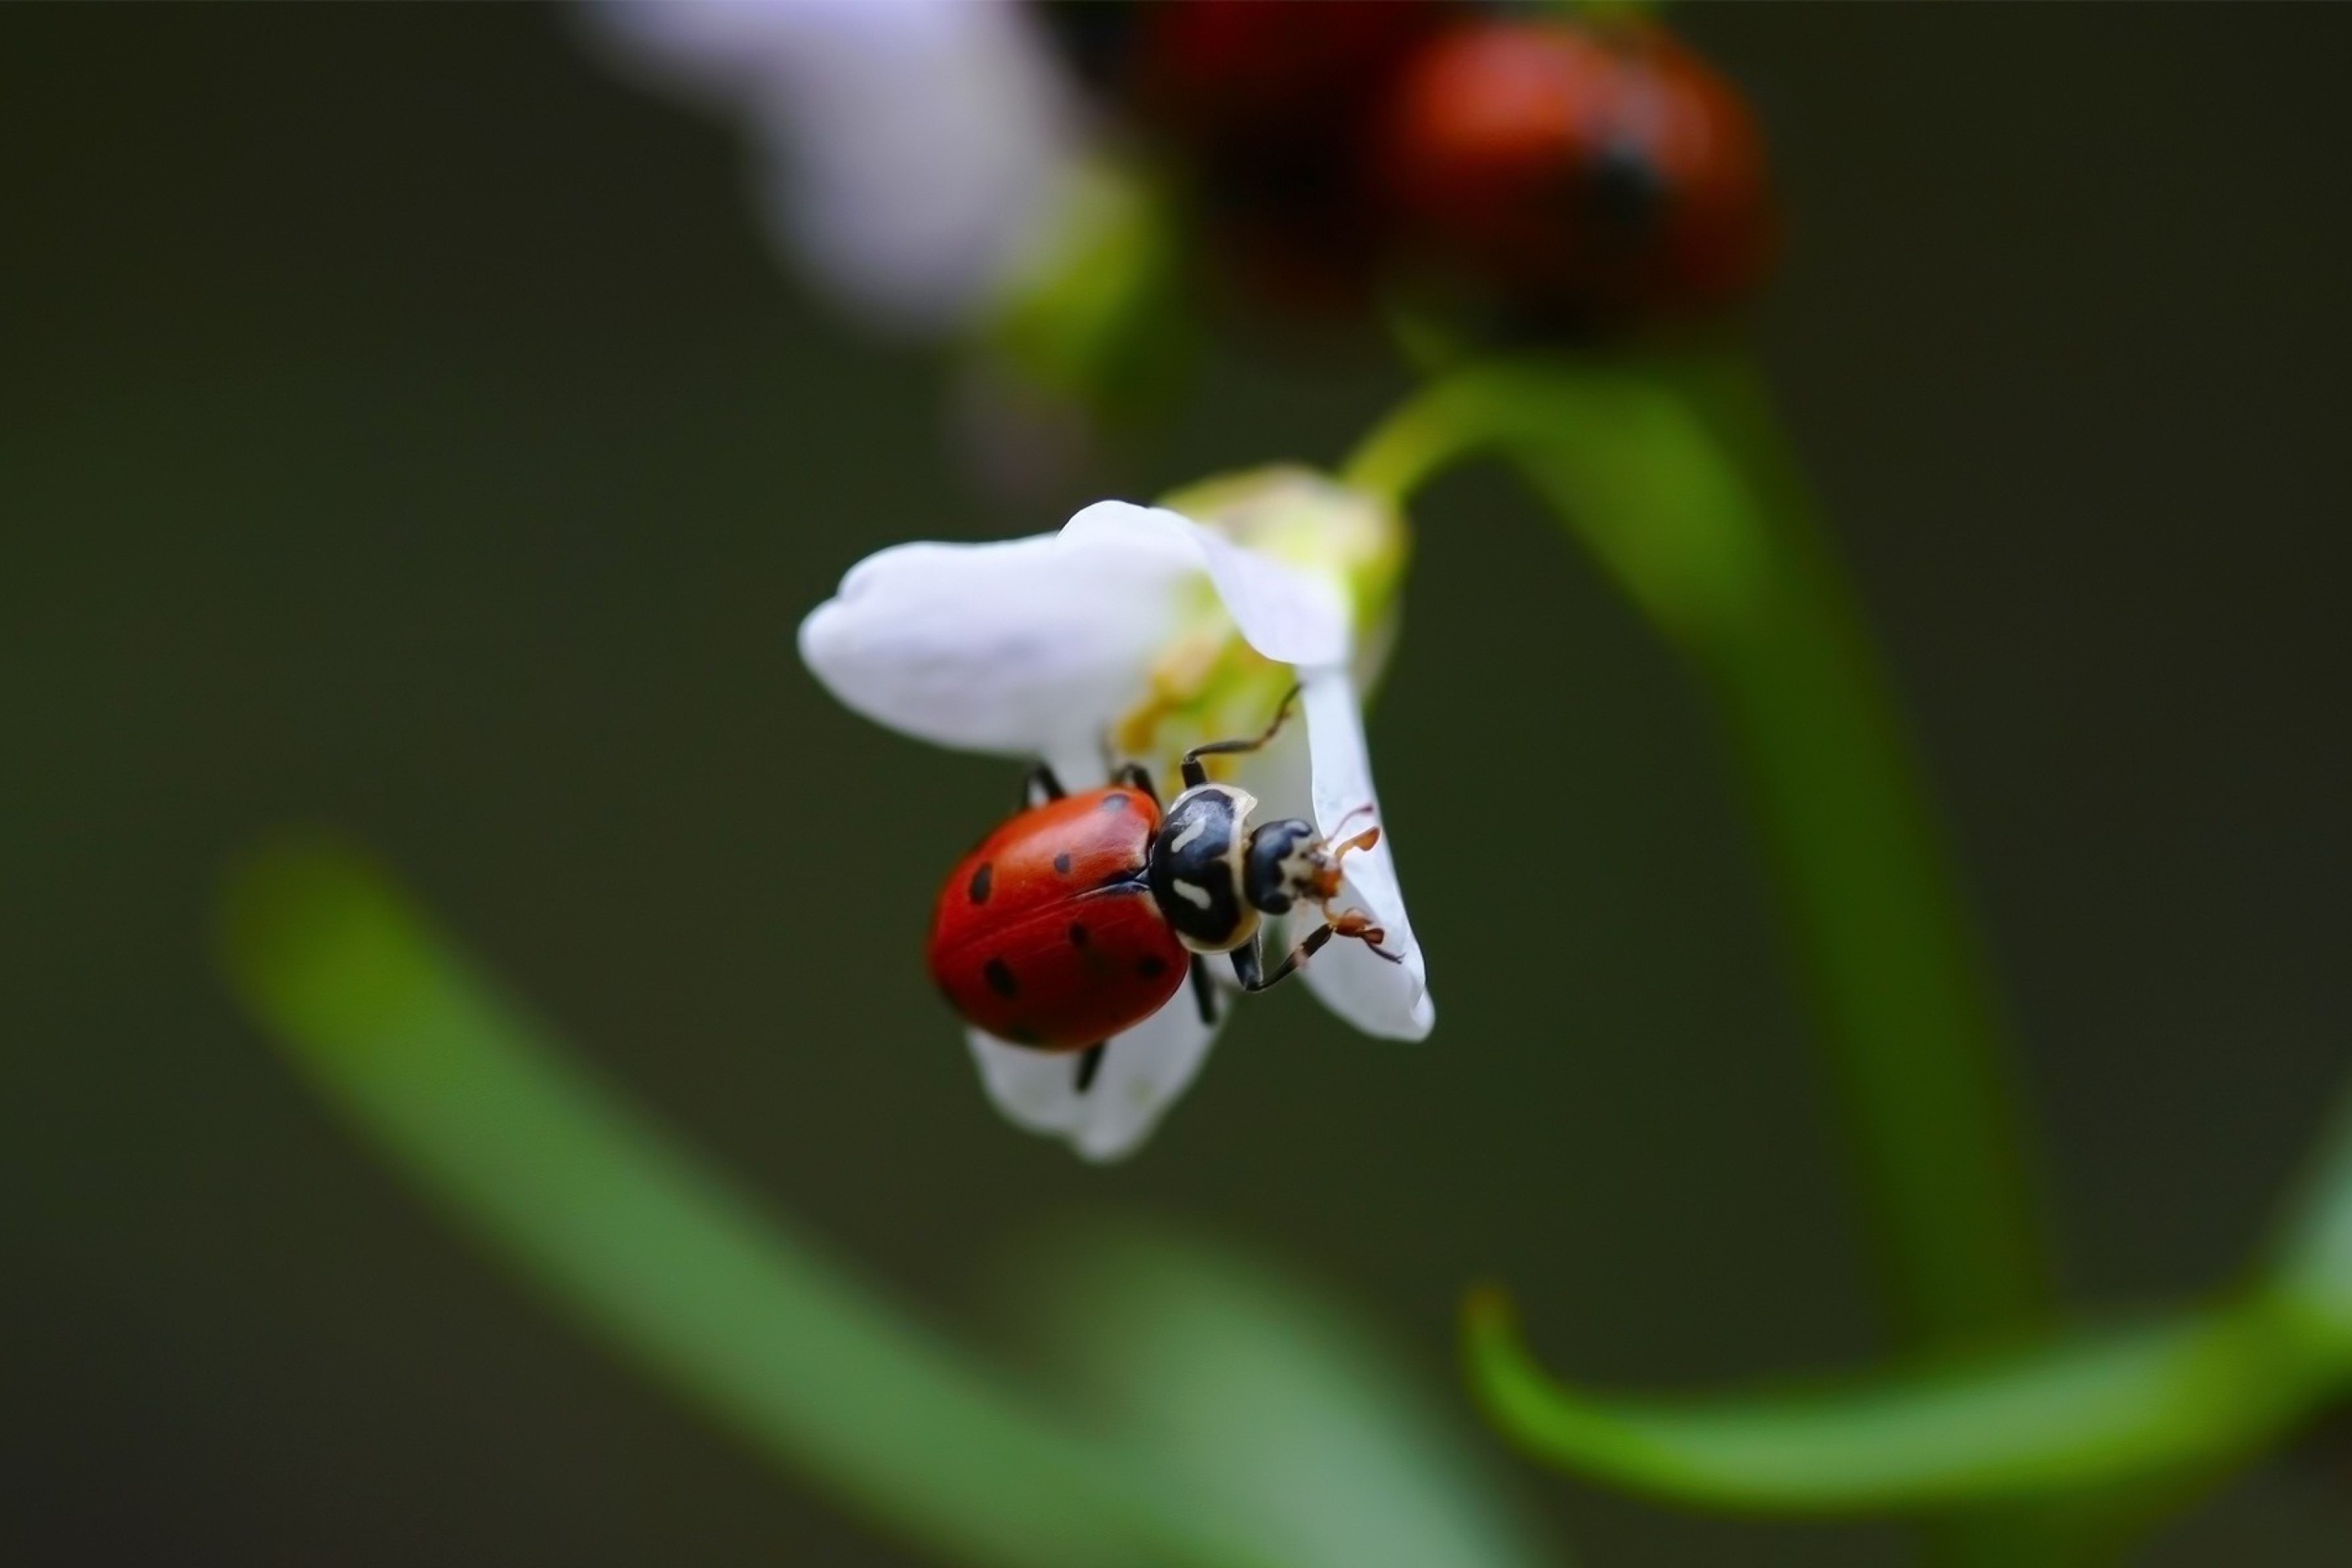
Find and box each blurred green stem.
[1349,354,2056,1562]
[218,838,1276,1568]
[1462,1285,2335,1513]
[1348,353,2050,1347]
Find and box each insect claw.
[1325,908,1396,960]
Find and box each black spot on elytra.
[983,959,1018,997]
[1098,792,1129,811]
[968,862,993,903]
[1136,955,1169,979]
[1002,1023,1040,1047]
[1054,852,1073,875]
[1067,922,1089,947]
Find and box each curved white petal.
[800,503,1356,774]
[1296,669,1433,1040]
[966,990,1223,1162]
[798,530,1193,766]
[1230,713,1313,823]
[587,0,1078,330]
[1065,502,1352,669]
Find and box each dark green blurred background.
[6,6,2349,1564]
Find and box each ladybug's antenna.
[1180,684,1303,790]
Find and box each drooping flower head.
[800,470,1431,1159]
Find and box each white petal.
[588,0,1079,330]
[585,0,824,93]
[1297,669,1434,1040]
[798,530,1194,765]
[1231,713,1312,822]
[965,990,1223,1162]
[1064,502,1352,669]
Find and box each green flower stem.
[1351,354,2056,1566]
[217,837,1276,1568]
[1348,352,2051,1350]
[1460,1287,2336,1513]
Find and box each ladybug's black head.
[1243,818,1328,916]
[1150,788,1350,955]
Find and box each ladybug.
[1383,19,1775,323]
[928,689,1394,1093]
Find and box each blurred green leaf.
[1019,1226,1564,1568]
[217,835,1276,1568]
[1463,1287,2337,1512]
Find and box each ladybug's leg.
[1113,761,1160,807]
[1232,921,1336,992]
[1188,954,1218,1026]
[1023,763,1067,807]
[1180,684,1302,790]
[1327,906,1401,963]
[1074,1041,1107,1094]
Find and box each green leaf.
[216,835,1272,1568]
[1018,1226,1565,1568]
[1462,1287,2336,1512]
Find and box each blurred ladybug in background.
[928,691,1392,1093]
[1018,0,1777,390]
[1383,18,1775,325]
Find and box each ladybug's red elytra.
[927,688,1395,1093]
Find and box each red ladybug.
[1383,19,1775,322]
[927,691,1394,1092]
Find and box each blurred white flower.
[587,0,1083,332]
[800,474,1433,1159]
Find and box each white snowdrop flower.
[800,470,1432,1160]
[586,0,1083,332]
